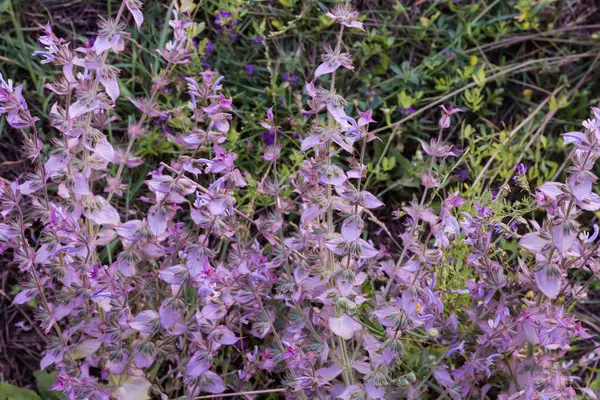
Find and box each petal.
[115,376,151,400]
[147,206,167,236]
[196,303,226,321]
[579,192,600,211]
[13,288,37,305]
[300,135,322,152]
[129,310,159,333]
[357,239,379,259]
[365,378,385,399]
[519,232,551,253]
[100,75,120,102]
[316,364,343,383]
[126,1,144,30]
[62,63,76,83]
[341,216,362,242]
[552,223,578,254]
[159,301,181,329]
[360,190,384,209]
[115,220,143,240]
[534,266,561,299]
[300,205,327,226]
[433,367,454,387]
[401,288,418,314]
[315,62,339,79]
[562,131,586,145]
[538,182,567,200]
[85,195,121,226]
[199,371,225,394]
[186,350,211,377]
[159,265,186,285]
[210,325,239,345]
[44,153,70,175]
[328,314,362,340]
[347,20,365,31]
[568,174,592,201]
[72,339,102,359]
[93,138,116,163]
[331,133,355,153]
[93,35,112,54]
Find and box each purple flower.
[245,63,255,76]
[516,162,528,175]
[205,40,214,54]
[401,106,416,116]
[473,203,493,218]
[125,0,144,31]
[325,4,364,31]
[315,43,354,79]
[443,48,455,59]
[94,18,130,54]
[419,138,457,158]
[457,169,468,181]
[214,11,232,27]
[260,132,274,145]
[214,10,238,41]
[283,73,298,87]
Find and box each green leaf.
[463,124,473,138]
[372,53,389,76]
[473,66,486,87]
[0,382,41,400]
[181,0,196,13]
[0,0,9,14]
[382,156,396,171]
[549,95,558,111]
[227,127,239,143]
[397,91,414,109]
[189,22,205,37]
[117,79,135,99]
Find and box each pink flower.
[125,0,144,30]
[262,144,282,161]
[421,171,441,188]
[358,109,376,127]
[419,138,457,158]
[301,126,354,154]
[98,64,120,102]
[94,18,130,54]
[325,5,365,31]
[439,104,464,129]
[315,43,354,79]
[319,164,347,186]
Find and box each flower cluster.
[214,10,238,42]
[0,2,598,400]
